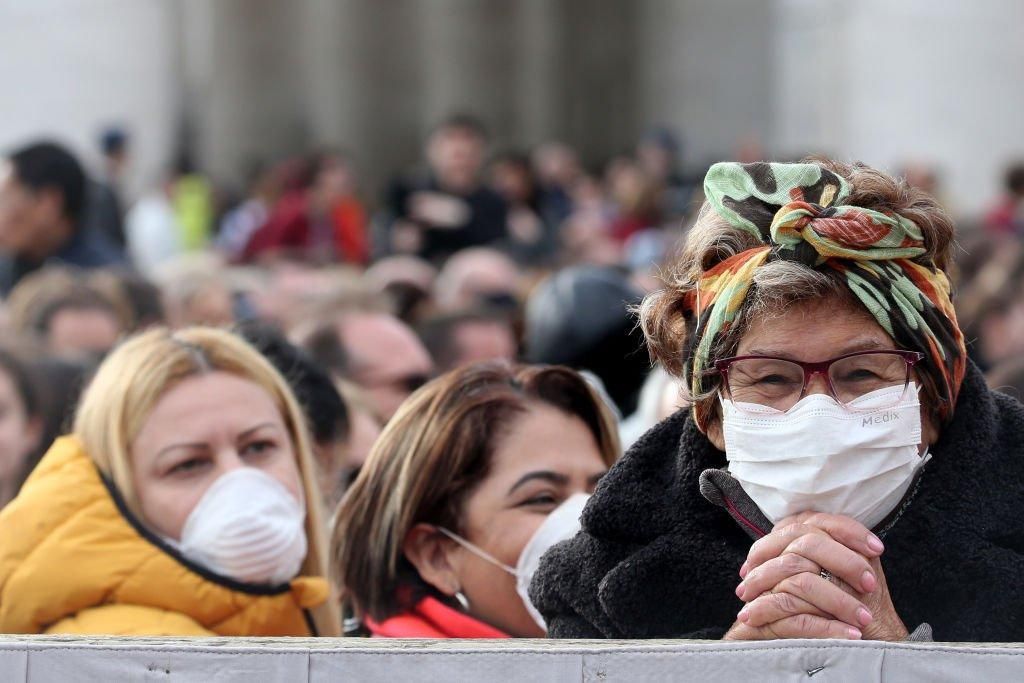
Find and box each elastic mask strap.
[437,527,516,576]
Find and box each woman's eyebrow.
[508,471,569,495]
[745,338,889,359]
[238,422,280,439]
[154,441,205,465]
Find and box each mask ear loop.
[437,527,516,576]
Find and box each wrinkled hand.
[724,512,907,642]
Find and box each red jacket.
[365,596,509,638]
[243,191,368,263]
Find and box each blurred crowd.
[0,113,1022,639]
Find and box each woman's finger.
[777,513,885,558]
[736,589,831,628]
[737,552,817,600]
[763,612,863,640]
[744,523,829,574]
[765,571,872,631]
[773,533,876,594]
[744,517,882,577]
[737,540,880,598]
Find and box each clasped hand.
[723,512,908,641]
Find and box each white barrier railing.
[1,636,1022,681]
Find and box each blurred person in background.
[235,264,364,330]
[558,174,622,266]
[984,162,1024,238]
[153,254,235,328]
[636,126,697,221]
[125,169,184,273]
[418,310,518,373]
[17,356,93,493]
[532,141,580,229]
[82,126,131,252]
[0,141,122,294]
[87,269,167,332]
[0,327,341,636]
[489,152,552,264]
[169,155,214,252]
[334,380,382,495]
[296,299,434,422]
[6,267,126,362]
[0,349,43,508]
[606,156,662,244]
[332,362,620,637]
[433,247,522,315]
[952,239,1024,371]
[243,150,368,265]
[238,322,352,510]
[382,114,507,263]
[525,265,648,417]
[29,288,123,362]
[362,255,438,326]
[215,161,284,262]
[975,288,1024,371]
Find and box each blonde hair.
[332,361,621,622]
[73,326,341,636]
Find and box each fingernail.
[737,608,749,623]
[856,607,873,627]
[867,534,884,553]
[739,562,749,578]
[848,627,863,640]
[735,583,746,599]
[861,570,877,593]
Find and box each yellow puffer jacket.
[0,437,330,635]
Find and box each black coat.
[530,362,1024,641]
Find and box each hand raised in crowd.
[723,512,908,642]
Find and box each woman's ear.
[402,523,461,597]
[705,419,726,451]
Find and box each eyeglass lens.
[726,352,910,411]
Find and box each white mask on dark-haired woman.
[439,492,590,630]
[721,383,929,530]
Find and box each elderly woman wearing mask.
[531,159,1024,642]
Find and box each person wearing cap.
[530,158,1024,642]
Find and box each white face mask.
[722,382,929,531]
[439,492,590,631]
[165,467,308,586]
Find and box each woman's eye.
[169,457,208,475]
[753,374,795,386]
[521,494,558,507]
[242,440,276,458]
[840,369,880,381]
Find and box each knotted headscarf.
[686,161,966,429]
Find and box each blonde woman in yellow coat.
[0,327,341,636]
